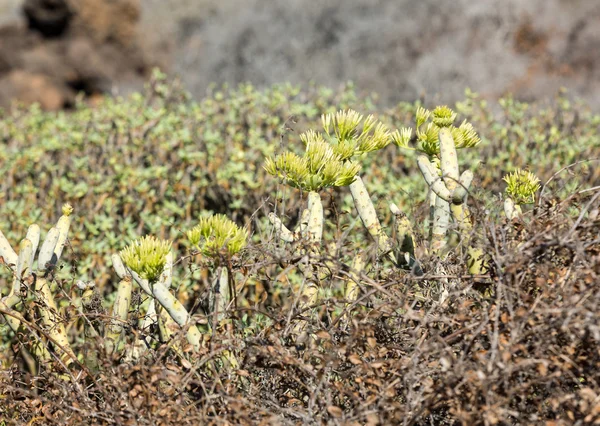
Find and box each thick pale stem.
[452,170,474,204]
[113,253,202,351]
[212,266,230,324]
[306,192,324,243]
[439,129,474,241]
[38,227,59,272]
[105,275,133,354]
[504,197,522,220]
[150,284,203,351]
[438,127,460,192]
[157,304,180,343]
[7,238,34,329]
[111,253,128,278]
[344,251,367,304]
[153,253,202,351]
[349,175,395,262]
[294,208,310,235]
[431,194,451,254]
[0,230,18,268]
[53,213,72,263]
[35,276,75,365]
[16,239,34,280]
[390,203,418,269]
[126,267,152,295]
[268,212,297,243]
[417,156,452,202]
[25,225,40,268]
[134,299,158,356]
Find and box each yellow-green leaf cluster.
[61,203,74,216]
[431,106,457,127]
[187,214,248,257]
[394,105,481,156]
[120,235,172,282]
[264,130,361,192]
[321,109,392,159]
[503,169,541,205]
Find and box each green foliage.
[120,235,172,282]
[503,169,541,205]
[264,131,361,191]
[187,214,248,257]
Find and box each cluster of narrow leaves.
[392,105,481,155]
[187,214,248,257]
[263,130,360,191]
[504,168,542,205]
[120,235,172,282]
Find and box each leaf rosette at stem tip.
[120,235,172,282]
[187,214,248,258]
[321,109,392,158]
[503,169,541,205]
[264,129,361,192]
[62,203,74,216]
[431,105,457,128]
[392,105,481,157]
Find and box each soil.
[1,0,599,110]
[0,0,148,110]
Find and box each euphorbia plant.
[265,110,423,313]
[503,169,541,220]
[392,106,484,272]
[0,204,76,370]
[117,235,203,351]
[264,131,360,317]
[321,110,418,272]
[187,214,248,327]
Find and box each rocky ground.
[1,0,599,109]
[0,0,148,109]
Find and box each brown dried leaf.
[327,405,343,418]
[349,354,362,365]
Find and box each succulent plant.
[395,106,477,250]
[264,132,361,193]
[117,238,202,352]
[0,204,76,369]
[503,169,541,220]
[187,214,248,327]
[120,235,172,283]
[322,109,419,273]
[187,214,248,257]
